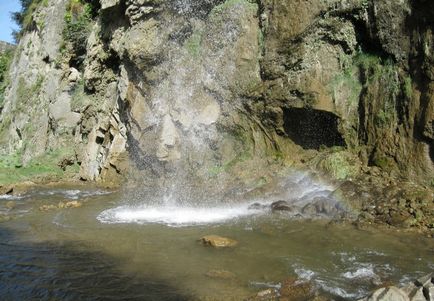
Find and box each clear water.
[0,185,433,300]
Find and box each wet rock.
[279,277,314,301]
[200,235,238,248]
[360,286,409,301]
[0,185,14,195]
[245,288,278,301]
[415,273,433,287]
[5,201,16,209]
[205,269,236,280]
[249,202,267,210]
[271,200,294,212]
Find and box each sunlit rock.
[200,235,238,248]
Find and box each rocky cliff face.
[0,0,433,191]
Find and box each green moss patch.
[0,147,78,185]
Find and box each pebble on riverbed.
[200,235,238,248]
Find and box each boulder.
[200,235,238,248]
[361,286,409,301]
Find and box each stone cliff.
[0,0,433,223]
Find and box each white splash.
[97,204,265,227]
[342,265,377,280]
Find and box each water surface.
[0,185,432,300]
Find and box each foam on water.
[97,204,265,227]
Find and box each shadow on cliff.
[0,226,191,301]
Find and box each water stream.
[1,179,432,300]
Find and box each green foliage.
[330,64,363,106]
[11,0,46,41]
[0,147,77,185]
[184,32,202,57]
[371,155,395,171]
[403,76,413,99]
[374,109,394,126]
[320,149,360,180]
[63,0,93,68]
[15,75,44,107]
[0,50,14,107]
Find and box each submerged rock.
[0,215,12,223]
[205,269,236,280]
[200,235,238,248]
[5,201,16,209]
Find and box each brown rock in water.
[205,269,236,280]
[279,277,314,301]
[200,235,238,248]
[64,200,82,208]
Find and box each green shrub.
[320,150,360,180]
[63,0,93,68]
[0,50,14,107]
[184,32,202,57]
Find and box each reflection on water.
[0,185,433,300]
[0,229,190,301]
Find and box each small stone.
[200,235,238,248]
[6,201,16,209]
[64,201,82,208]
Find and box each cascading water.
[97,0,348,227]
